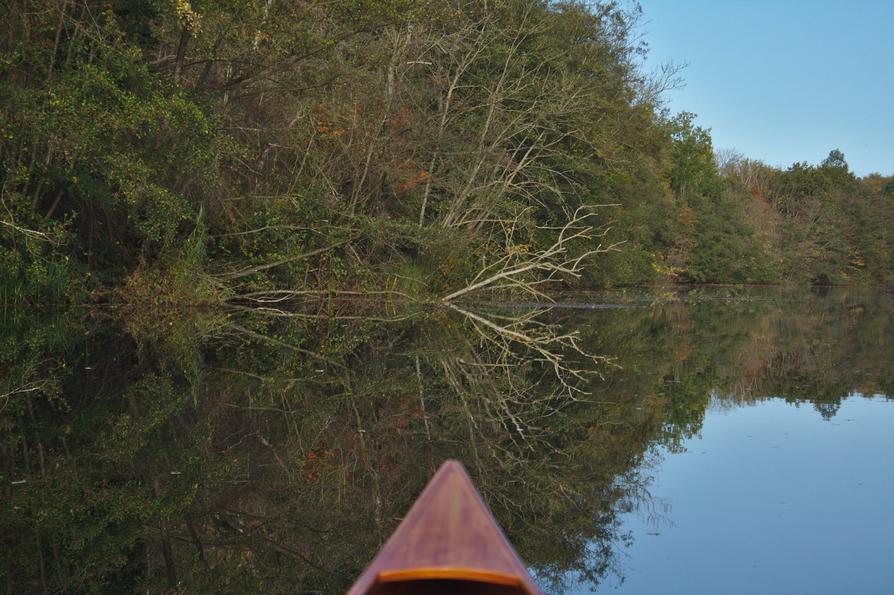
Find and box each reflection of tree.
[420,304,659,590]
[2,288,892,592]
[814,401,841,421]
[0,298,657,591]
[683,288,894,418]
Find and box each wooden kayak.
[348,460,542,594]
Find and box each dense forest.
[2,0,892,309]
[3,2,893,592]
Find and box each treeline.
[711,149,894,285]
[603,132,894,287]
[1,1,892,307]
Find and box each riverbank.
[3,1,892,311]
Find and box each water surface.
[2,288,892,592]
[578,395,894,594]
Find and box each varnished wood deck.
[348,460,542,595]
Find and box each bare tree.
[442,206,621,304]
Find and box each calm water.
[2,288,892,593]
[578,396,894,594]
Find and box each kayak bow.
[348,460,542,594]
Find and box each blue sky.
[634,0,894,176]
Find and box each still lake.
[578,396,894,594]
[2,287,892,593]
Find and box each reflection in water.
[1,289,892,592]
[585,395,894,595]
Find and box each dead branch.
[442,206,621,303]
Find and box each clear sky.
[634,0,894,176]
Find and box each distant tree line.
[2,0,892,307]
